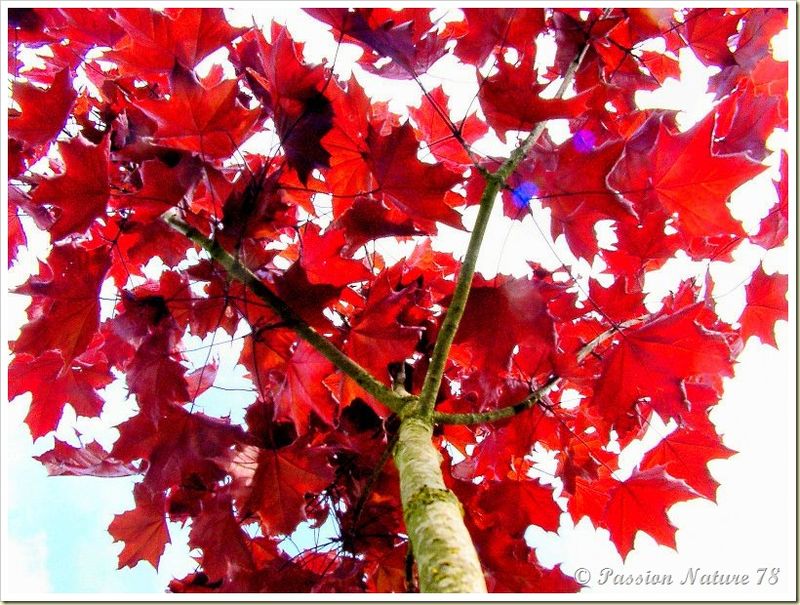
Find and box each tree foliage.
[7,6,789,593]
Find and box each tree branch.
[163,213,411,414]
[433,314,651,425]
[433,375,559,426]
[416,40,595,421]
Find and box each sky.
[2,3,795,600]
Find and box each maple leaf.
[681,9,740,67]
[107,8,245,77]
[592,303,734,425]
[136,65,259,158]
[474,478,562,536]
[366,122,463,228]
[305,8,448,78]
[408,86,488,169]
[298,225,371,288]
[738,265,788,348]
[12,243,110,365]
[35,440,138,477]
[111,156,201,222]
[188,492,254,582]
[227,441,334,536]
[608,114,767,244]
[108,483,170,569]
[454,8,546,66]
[8,349,111,439]
[126,328,191,424]
[641,428,735,501]
[233,26,333,183]
[479,54,595,142]
[332,196,422,253]
[30,134,110,241]
[9,67,76,147]
[510,137,631,258]
[271,341,338,434]
[450,276,558,387]
[112,407,244,493]
[603,467,697,559]
[343,275,422,380]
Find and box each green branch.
[415,174,503,419]
[163,214,410,414]
[433,376,559,425]
[433,314,651,425]
[416,42,595,421]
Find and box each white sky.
[1,3,796,600]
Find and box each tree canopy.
[7,6,789,593]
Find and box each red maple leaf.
[609,114,767,243]
[603,467,696,559]
[479,53,594,143]
[343,275,422,380]
[8,349,111,438]
[107,8,245,77]
[366,122,463,228]
[592,303,734,425]
[35,440,138,477]
[233,25,333,183]
[9,67,76,147]
[136,65,259,158]
[227,441,334,536]
[30,134,110,241]
[271,341,338,433]
[738,264,788,348]
[108,483,170,569]
[12,243,110,365]
[450,276,558,386]
[641,428,735,501]
[188,492,255,581]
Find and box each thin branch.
[416,34,597,421]
[163,213,410,414]
[433,313,650,426]
[433,375,559,425]
[576,313,650,363]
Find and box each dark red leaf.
[107,8,245,76]
[609,114,767,243]
[12,243,110,364]
[31,134,110,241]
[366,122,463,228]
[272,341,338,434]
[227,441,334,536]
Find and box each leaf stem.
[163,213,411,414]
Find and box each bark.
[393,416,487,592]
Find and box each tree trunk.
[393,416,487,592]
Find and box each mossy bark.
[393,417,487,592]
